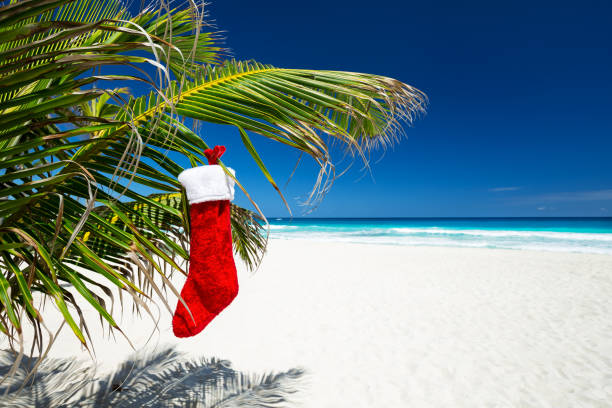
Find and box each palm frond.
[0,0,425,359]
[114,59,427,203]
[0,0,230,352]
[80,193,266,272]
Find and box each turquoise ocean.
[267,218,612,254]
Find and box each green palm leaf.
[0,0,426,360]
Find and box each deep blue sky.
[153,0,612,217]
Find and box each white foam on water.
[268,225,612,254]
[267,224,299,230]
[389,227,612,241]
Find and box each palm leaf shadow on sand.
[0,347,306,407]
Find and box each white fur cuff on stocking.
[178,165,236,204]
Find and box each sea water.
[266,218,612,254]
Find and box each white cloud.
[508,189,612,207]
[534,189,612,202]
[489,186,521,192]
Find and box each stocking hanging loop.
[204,145,226,164]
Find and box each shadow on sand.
[0,347,305,407]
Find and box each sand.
[10,241,612,407]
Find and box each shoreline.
[268,236,612,258]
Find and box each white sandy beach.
[14,241,612,407]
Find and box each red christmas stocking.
[172,145,238,338]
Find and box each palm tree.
[0,0,426,364]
